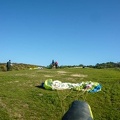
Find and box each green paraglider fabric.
[43,79,101,92]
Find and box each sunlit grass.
[0,68,120,120]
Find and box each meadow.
[0,68,120,120]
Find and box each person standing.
[6,60,12,71]
[52,60,55,67]
[55,61,58,69]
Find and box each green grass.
[0,68,120,120]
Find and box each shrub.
[0,65,6,71]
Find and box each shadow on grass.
[35,82,45,89]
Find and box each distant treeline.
[59,62,120,69]
[90,62,120,69]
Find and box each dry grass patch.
[44,75,53,77]
[71,74,88,77]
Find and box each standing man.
[6,60,12,71]
[51,59,55,68]
[55,61,58,69]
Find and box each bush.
[0,65,6,71]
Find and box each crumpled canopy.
[43,79,101,92]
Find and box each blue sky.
[0,0,120,66]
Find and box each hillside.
[0,63,44,71]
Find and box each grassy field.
[0,68,120,120]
